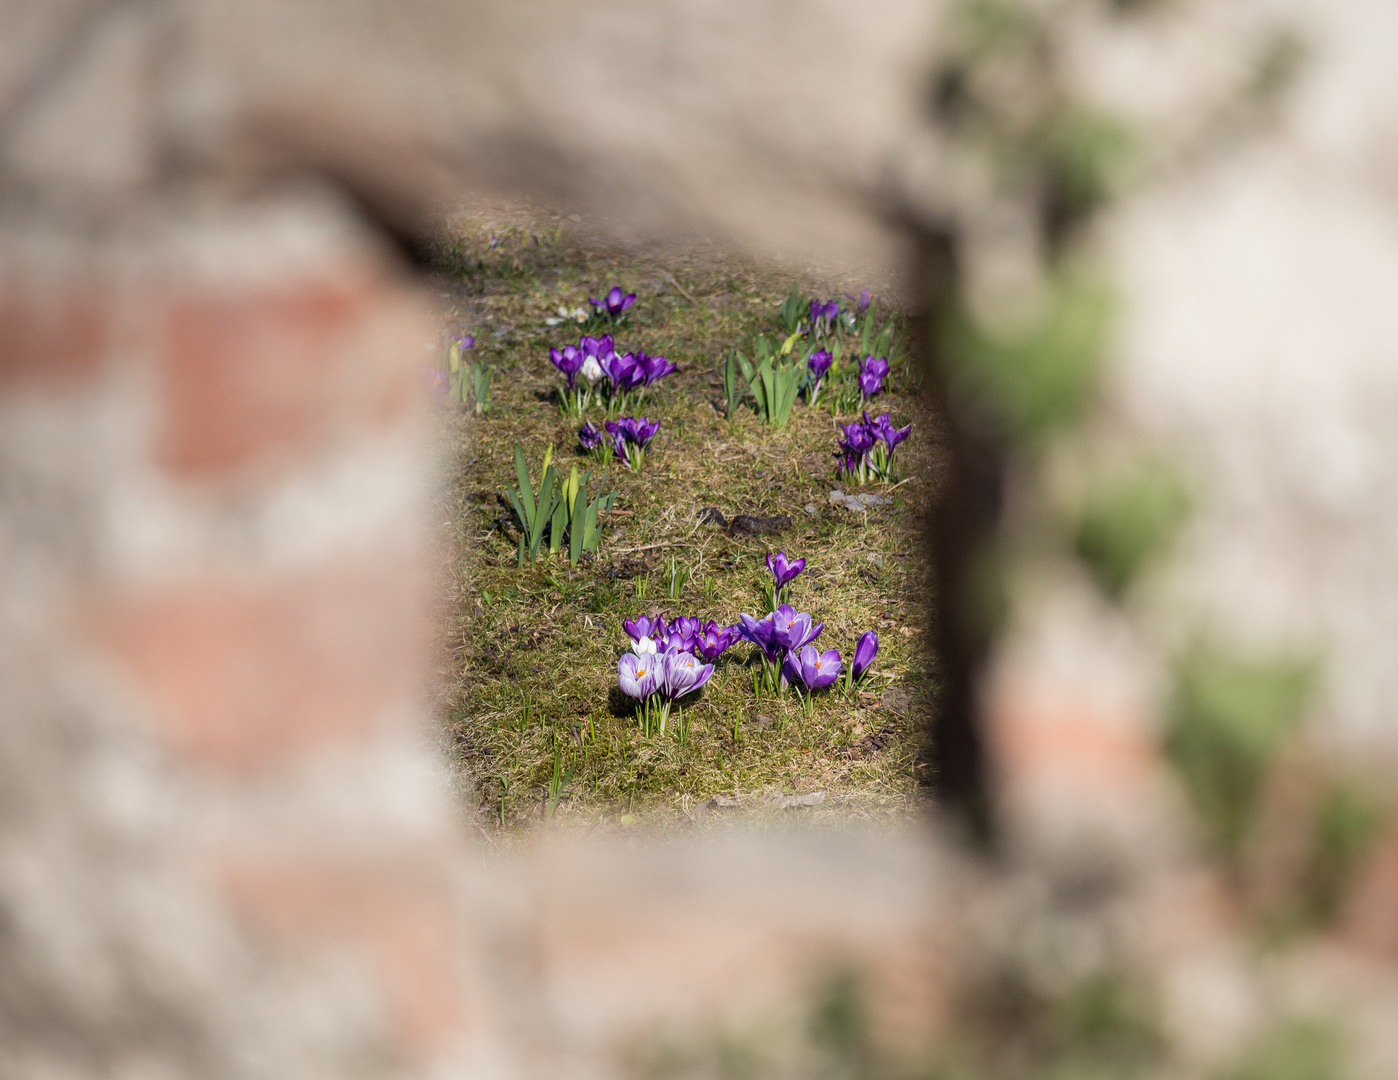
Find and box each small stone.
[804,504,818,516]
[828,490,888,511]
[881,688,913,714]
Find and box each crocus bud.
[851,631,878,681]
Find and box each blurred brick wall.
[5,1,1398,1077]
[0,197,489,1075]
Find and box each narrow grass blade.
[569,485,585,564]
[514,445,535,524]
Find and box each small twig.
[664,271,702,307]
[610,540,690,554]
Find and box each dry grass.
[429,204,944,836]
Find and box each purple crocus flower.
[809,298,840,331]
[455,333,476,351]
[578,421,605,452]
[605,416,654,446]
[589,286,637,319]
[858,290,872,315]
[781,645,843,692]
[807,349,833,380]
[639,353,677,385]
[766,551,806,590]
[839,417,876,457]
[851,631,879,681]
[669,615,704,639]
[605,415,659,468]
[868,412,911,450]
[770,604,823,652]
[604,417,629,440]
[693,622,740,662]
[657,629,693,654]
[623,615,663,644]
[550,344,585,389]
[618,652,658,699]
[658,649,714,701]
[580,334,615,358]
[858,355,890,397]
[431,368,449,395]
[657,616,702,654]
[604,352,645,393]
[738,611,782,662]
[835,412,906,483]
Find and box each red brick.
[0,273,112,388]
[1342,818,1398,958]
[221,854,469,1055]
[78,556,427,771]
[156,267,430,478]
[987,683,1158,794]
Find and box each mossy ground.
[430,202,943,835]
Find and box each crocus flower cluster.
[739,602,881,709]
[739,604,823,661]
[836,410,910,484]
[809,298,841,337]
[617,650,714,736]
[549,334,611,416]
[765,550,805,608]
[548,331,676,417]
[613,555,881,728]
[857,354,890,400]
[604,415,659,469]
[623,615,740,662]
[618,614,734,734]
[603,350,676,412]
[737,603,829,701]
[589,286,637,322]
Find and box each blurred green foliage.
[1218,1020,1345,1080]
[1038,108,1135,230]
[807,970,874,1080]
[1072,460,1191,598]
[1052,974,1162,1070]
[1304,782,1386,923]
[1166,650,1315,857]
[944,272,1113,444]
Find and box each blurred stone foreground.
[4,1,1398,1077]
